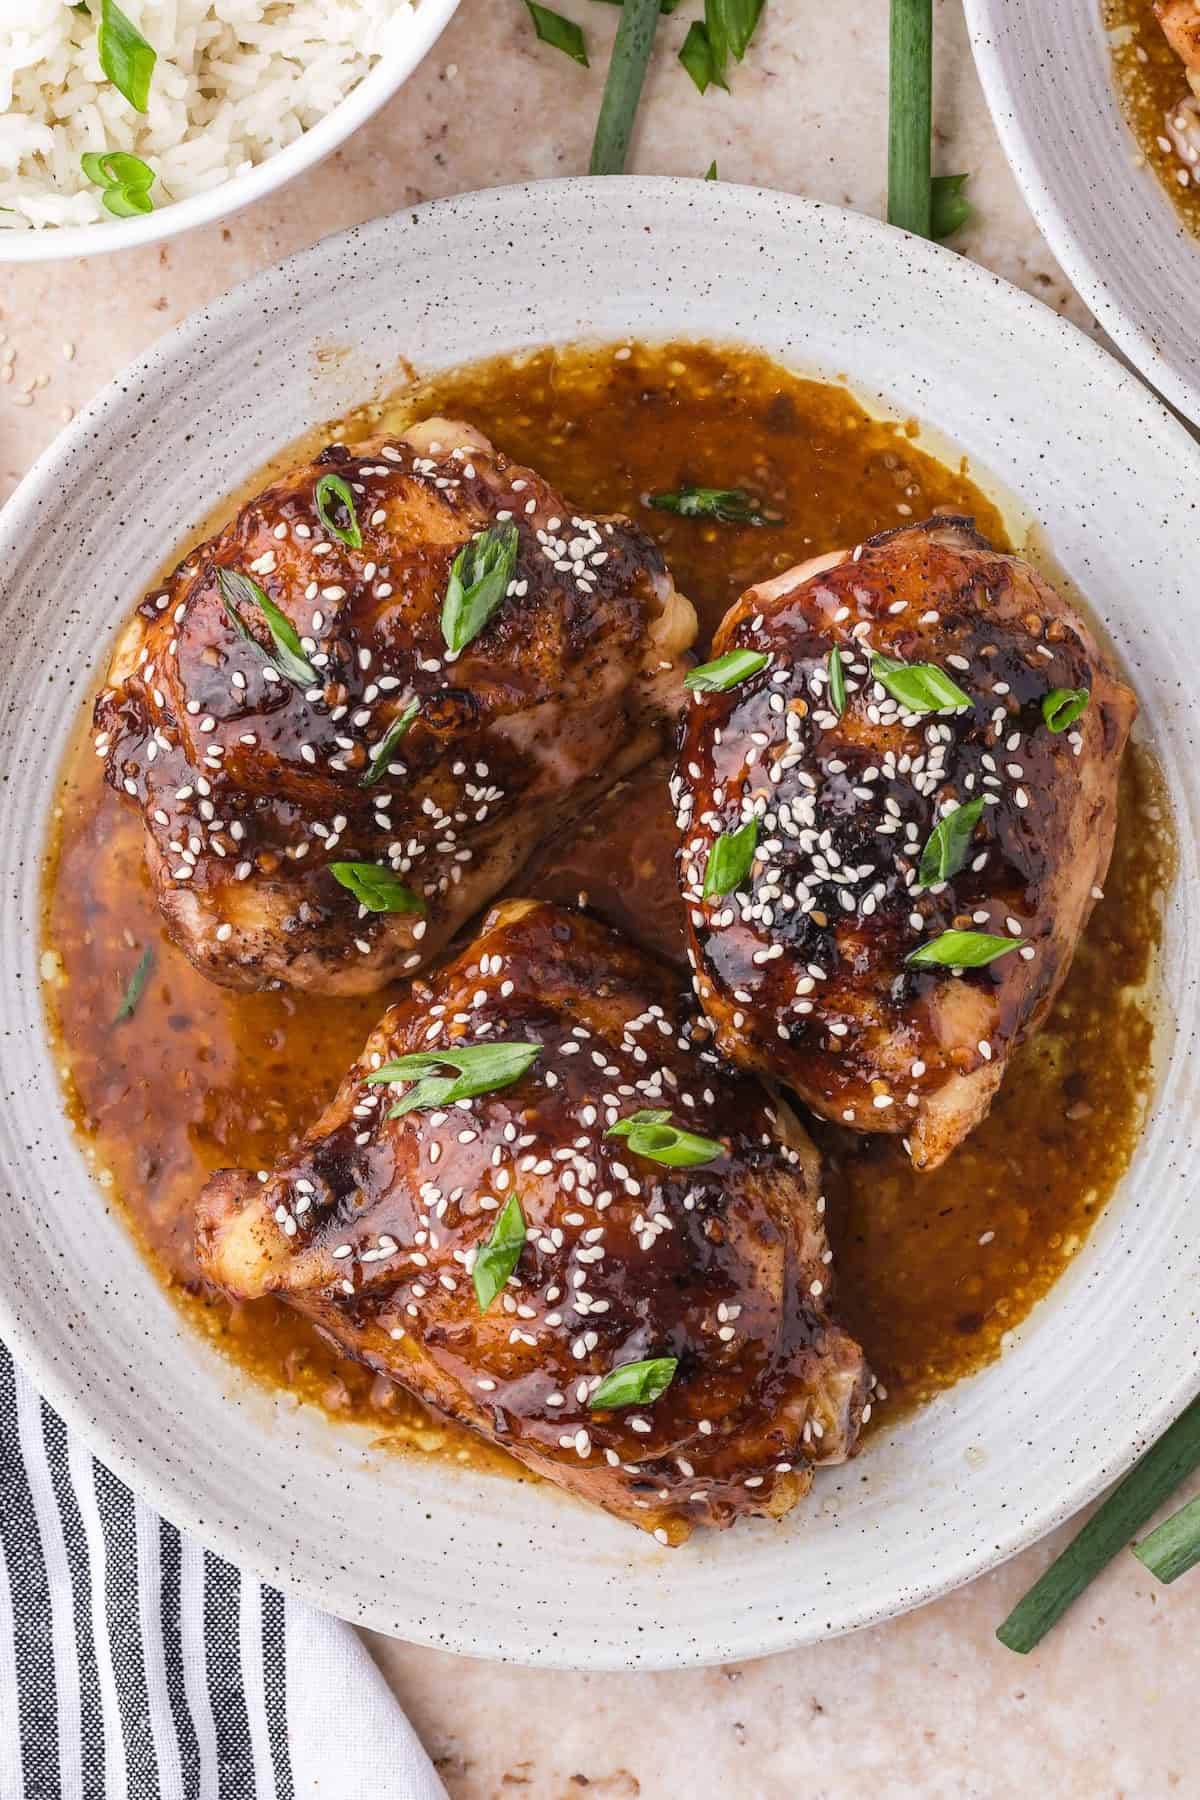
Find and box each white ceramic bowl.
[0,180,1197,1670]
[0,0,459,266]
[964,0,1200,421]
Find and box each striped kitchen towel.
[0,1344,447,1800]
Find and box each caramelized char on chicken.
[197,899,869,1542]
[94,420,695,995]
[673,517,1136,1170]
[1157,0,1200,97]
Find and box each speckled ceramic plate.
[0,181,1197,1670]
[964,0,1200,422]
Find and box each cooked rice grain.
[0,0,418,229]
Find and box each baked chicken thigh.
[1157,1,1200,97]
[197,899,870,1542]
[673,517,1136,1170]
[94,420,695,995]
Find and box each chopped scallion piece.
[906,929,1023,970]
[367,1042,542,1117]
[114,946,153,1024]
[313,471,362,549]
[473,1192,527,1313]
[525,1,589,65]
[917,795,984,888]
[1043,686,1090,733]
[441,523,519,656]
[649,484,776,526]
[607,1109,724,1167]
[589,0,661,175]
[1133,1493,1200,1585]
[98,0,156,112]
[998,1397,1200,1652]
[931,172,972,240]
[870,651,970,714]
[827,646,846,719]
[887,0,932,237]
[329,863,425,915]
[217,568,318,689]
[360,698,419,786]
[679,19,718,92]
[702,817,757,898]
[589,1356,678,1409]
[684,648,768,693]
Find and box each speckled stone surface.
[1,2,1194,1794]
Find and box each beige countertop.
[2,2,1193,1794]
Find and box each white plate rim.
[0,178,1197,1668]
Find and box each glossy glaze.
[42,340,1167,1455]
[1106,0,1200,232]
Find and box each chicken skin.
[1157,0,1200,98]
[94,420,695,995]
[196,899,870,1543]
[673,517,1136,1171]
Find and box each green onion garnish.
[1133,1493,1200,1585]
[329,863,425,915]
[998,1397,1200,1652]
[704,160,718,180]
[870,651,971,714]
[98,0,156,112]
[704,0,764,81]
[80,149,155,217]
[606,1109,724,1167]
[525,1,589,65]
[1043,687,1090,733]
[907,929,1023,969]
[313,472,362,550]
[441,523,519,656]
[917,795,985,888]
[360,698,419,787]
[367,1042,542,1117]
[589,1356,678,1409]
[472,1192,527,1314]
[684,648,768,693]
[679,19,717,91]
[702,817,758,898]
[827,646,847,719]
[217,568,318,689]
[887,0,932,237]
[589,0,661,175]
[114,946,153,1024]
[649,485,775,526]
[931,172,973,240]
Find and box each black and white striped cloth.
[0,1345,446,1800]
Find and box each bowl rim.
[3,178,1199,1666]
[0,0,461,266]
[962,0,1200,423]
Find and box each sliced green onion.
[607,1109,724,1167]
[649,485,775,525]
[704,160,718,180]
[870,651,970,714]
[931,172,973,240]
[702,817,758,898]
[367,1042,542,1117]
[704,0,764,80]
[998,1397,1200,1652]
[907,929,1023,969]
[917,795,985,888]
[679,19,718,92]
[80,148,155,217]
[827,646,846,719]
[329,863,425,915]
[1043,686,1090,733]
[114,946,153,1024]
[590,0,661,175]
[473,1192,527,1314]
[441,523,519,656]
[360,698,419,787]
[525,1,589,65]
[313,472,362,550]
[98,0,156,112]
[217,568,318,689]
[589,1357,678,1409]
[888,0,932,237]
[684,648,768,693]
[1133,1494,1200,1585]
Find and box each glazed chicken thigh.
[197,899,870,1542]
[673,517,1136,1170]
[94,420,695,994]
[1157,1,1200,96]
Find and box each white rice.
[0,0,419,230]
